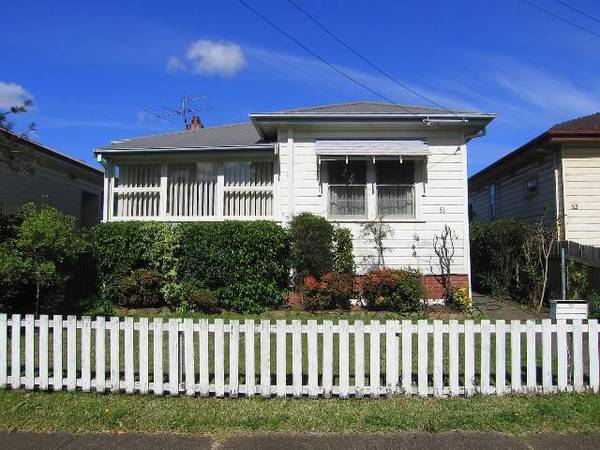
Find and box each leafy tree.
[0,203,83,313]
[0,99,37,174]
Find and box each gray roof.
[101,122,264,151]
[272,101,473,115]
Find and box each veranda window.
[376,160,415,218]
[328,161,367,217]
[113,163,161,217]
[167,163,216,217]
[223,161,274,217]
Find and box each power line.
[237,0,413,112]
[554,0,600,25]
[520,0,600,39]
[286,0,455,114]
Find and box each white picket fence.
[0,314,599,398]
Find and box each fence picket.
[24,314,34,390]
[556,319,567,391]
[215,319,225,397]
[573,319,583,391]
[542,319,552,393]
[464,320,474,396]
[417,320,428,397]
[139,318,149,394]
[275,320,286,397]
[401,320,412,396]
[168,319,179,395]
[510,320,521,393]
[433,320,443,397]
[0,315,6,388]
[322,320,333,397]
[307,320,318,397]
[354,320,364,398]
[495,320,506,395]
[292,320,301,397]
[370,320,380,397]
[245,319,256,397]
[229,320,240,397]
[183,319,195,396]
[110,317,120,392]
[386,320,399,395]
[260,320,270,397]
[198,319,208,396]
[81,316,91,392]
[448,320,459,396]
[67,315,77,392]
[11,314,21,389]
[526,320,536,392]
[480,320,490,395]
[339,320,350,398]
[53,315,62,391]
[588,320,599,393]
[153,318,163,395]
[39,315,49,390]
[124,317,134,394]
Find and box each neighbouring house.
[0,128,103,226]
[469,112,600,246]
[95,102,495,297]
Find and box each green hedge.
[88,221,290,312]
[176,221,290,311]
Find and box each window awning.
[315,140,429,156]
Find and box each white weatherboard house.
[95,102,495,297]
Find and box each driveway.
[1,432,599,450]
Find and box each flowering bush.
[360,268,425,312]
[449,287,472,313]
[302,272,355,310]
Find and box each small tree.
[0,203,83,313]
[289,213,334,281]
[360,216,393,269]
[433,225,457,300]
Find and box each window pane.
[167,163,216,217]
[329,185,366,217]
[327,161,367,184]
[376,160,415,184]
[377,185,415,217]
[223,161,274,217]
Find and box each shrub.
[302,272,355,310]
[178,285,219,314]
[87,221,170,299]
[332,227,355,274]
[568,261,591,300]
[113,268,164,308]
[177,221,290,312]
[590,291,600,320]
[289,213,334,280]
[360,268,425,312]
[448,287,472,313]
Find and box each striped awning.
[315,140,429,156]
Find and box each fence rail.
[0,314,599,398]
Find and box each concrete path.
[1,432,599,450]
[472,291,546,320]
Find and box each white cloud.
[166,56,186,73]
[185,40,246,76]
[0,81,33,109]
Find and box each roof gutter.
[94,143,275,155]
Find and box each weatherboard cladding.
[315,140,429,156]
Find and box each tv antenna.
[146,95,212,129]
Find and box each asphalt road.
[1,432,599,449]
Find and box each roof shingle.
[550,112,600,131]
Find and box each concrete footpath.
[1,431,600,449]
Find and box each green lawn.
[0,390,599,438]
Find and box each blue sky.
[2,0,600,174]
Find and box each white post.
[448,320,459,396]
[229,320,240,397]
[11,314,21,390]
[153,318,164,395]
[260,320,270,398]
[245,319,256,397]
[417,320,428,397]
[495,320,506,395]
[39,315,49,391]
[339,320,349,398]
[322,320,333,398]
[354,320,365,398]
[95,317,105,393]
[307,320,318,397]
[81,316,91,392]
[401,320,412,396]
[275,320,286,398]
[370,320,381,397]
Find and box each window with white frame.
[112,163,161,218]
[110,160,274,220]
[223,161,274,217]
[327,159,418,219]
[327,160,367,217]
[376,160,415,217]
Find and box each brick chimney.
[186,115,203,131]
